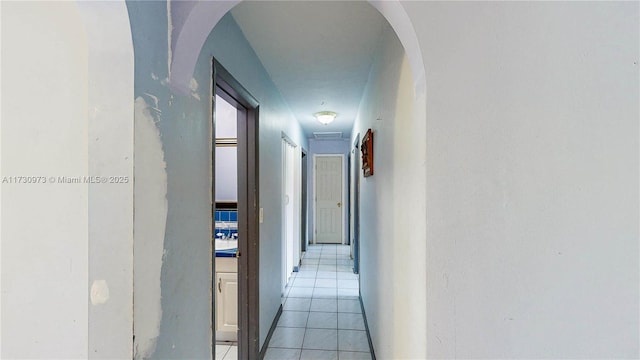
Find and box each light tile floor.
[264,244,372,360]
[215,343,237,360]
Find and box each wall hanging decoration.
[361,129,374,177]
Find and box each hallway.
[264,244,371,359]
[2,2,637,359]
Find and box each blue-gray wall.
[307,139,351,245]
[128,2,212,358]
[127,2,307,357]
[209,13,308,349]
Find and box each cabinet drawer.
[216,257,237,273]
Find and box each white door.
[315,155,343,244]
[282,137,301,292]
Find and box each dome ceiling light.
[314,111,337,125]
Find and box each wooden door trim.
[352,134,360,274]
[312,154,346,245]
[212,58,260,360]
[301,149,308,252]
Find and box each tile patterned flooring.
[216,343,237,360]
[215,244,370,360]
[264,244,372,360]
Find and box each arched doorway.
[130,1,428,359]
[168,2,427,359]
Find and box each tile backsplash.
[215,210,238,239]
[215,210,238,222]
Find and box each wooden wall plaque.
[361,129,374,177]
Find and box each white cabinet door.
[216,272,238,332]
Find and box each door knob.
[337,202,341,208]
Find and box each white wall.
[352,23,427,360]
[401,1,639,358]
[1,3,89,357]
[79,2,135,358]
[1,1,134,358]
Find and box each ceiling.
[230,1,387,138]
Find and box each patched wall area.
[127,2,212,358]
[127,2,308,356]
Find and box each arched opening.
[169,1,425,97]
[4,2,637,359]
[129,1,428,359]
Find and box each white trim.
[281,135,301,294]
[281,140,287,293]
[312,155,316,245]
[293,146,302,265]
[312,154,346,245]
[281,131,297,147]
[341,154,346,245]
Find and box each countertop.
[215,239,238,257]
[215,248,238,257]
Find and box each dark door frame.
[347,154,351,247]
[212,59,260,360]
[301,149,308,253]
[352,134,360,274]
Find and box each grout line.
[219,344,232,360]
[282,245,366,360]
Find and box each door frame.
[312,154,346,245]
[301,149,308,253]
[212,58,260,360]
[351,134,360,273]
[281,133,300,292]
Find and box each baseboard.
[259,304,283,359]
[359,294,377,360]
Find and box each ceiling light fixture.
[314,111,337,125]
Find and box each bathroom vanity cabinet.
[215,257,238,341]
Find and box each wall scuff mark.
[189,78,200,101]
[133,96,168,359]
[90,280,110,305]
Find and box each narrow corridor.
[264,244,371,359]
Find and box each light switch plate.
[259,207,264,223]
